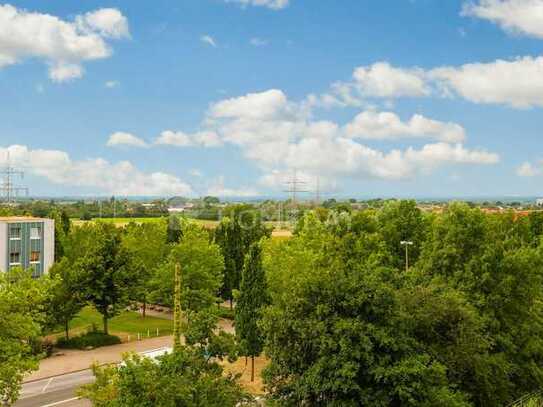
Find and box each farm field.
[72,217,293,237]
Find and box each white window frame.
[30,227,41,240]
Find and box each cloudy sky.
[0,0,542,198]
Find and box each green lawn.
[53,306,173,340]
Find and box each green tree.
[150,224,224,313]
[235,242,269,382]
[80,307,247,407]
[377,200,428,269]
[46,259,85,340]
[167,215,183,244]
[48,208,71,259]
[214,217,243,308]
[80,346,248,407]
[66,223,137,334]
[122,221,169,317]
[215,212,271,308]
[0,268,52,405]
[418,203,543,404]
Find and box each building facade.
[0,217,54,276]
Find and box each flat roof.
[0,217,51,222]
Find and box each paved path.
[25,335,174,382]
[27,317,233,382]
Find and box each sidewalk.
[26,318,234,382]
[25,335,174,382]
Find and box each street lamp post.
[400,240,414,272]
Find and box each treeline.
[0,198,170,219]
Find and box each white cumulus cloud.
[225,0,290,10]
[320,56,543,109]
[155,130,223,148]
[107,132,148,148]
[344,111,466,143]
[430,56,543,108]
[76,8,130,39]
[0,4,129,82]
[200,89,499,184]
[462,0,543,39]
[517,161,543,176]
[0,145,193,196]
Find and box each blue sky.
[0,0,542,198]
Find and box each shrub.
[30,337,54,357]
[57,331,121,350]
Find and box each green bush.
[30,337,54,357]
[56,331,121,350]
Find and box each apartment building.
[0,217,54,276]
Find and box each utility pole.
[400,241,414,272]
[315,175,321,204]
[173,263,182,349]
[283,169,308,205]
[0,151,28,204]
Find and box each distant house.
[536,199,543,207]
[168,202,195,214]
[168,207,185,213]
[0,217,54,276]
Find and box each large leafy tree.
[260,209,541,406]
[150,223,224,313]
[45,259,85,340]
[418,203,543,404]
[377,200,428,269]
[65,223,137,334]
[80,309,248,407]
[261,236,475,406]
[214,210,271,307]
[122,221,169,317]
[0,268,52,405]
[235,242,269,382]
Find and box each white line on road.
[41,378,54,393]
[40,397,81,407]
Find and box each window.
[30,251,40,262]
[30,227,41,239]
[9,226,21,239]
[10,252,20,264]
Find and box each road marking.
[40,397,81,407]
[41,377,54,393]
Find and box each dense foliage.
[3,199,543,406]
[214,207,271,306]
[235,242,269,382]
[261,202,543,406]
[80,309,250,407]
[0,269,53,405]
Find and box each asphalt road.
[15,370,93,407]
[14,347,172,407]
